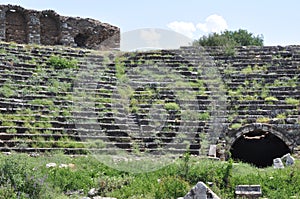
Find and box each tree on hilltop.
[193,29,264,47]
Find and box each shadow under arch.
[74,33,89,47]
[5,6,28,44]
[40,11,61,45]
[228,123,292,167]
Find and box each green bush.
[47,55,78,69]
[0,155,44,199]
[164,102,180,111]
[256,117,270,123]
[230,123,242,129]
[198,112,210,120]
[115,56,126,79]
[285,98,299,105]
[264,96,278,101]
[0,84,15,97]
[30,99,54,106]
[154,176,190,199]
[241,65,253,74]
[46,167,93,192]
[193,29,263,47]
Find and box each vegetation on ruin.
[285,97,300,105]
[0,152,299,199]
[164,102,180,111]
[47,55,78,69]
[193,29,264,56]
[193,29,264,47]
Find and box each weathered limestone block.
[208,145,216,157]
[281,153,295,166]
[235,185,262,198]
[179,181,221,199]
[273,158,284,169]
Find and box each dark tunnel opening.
[74,33,89,47]
[230,130,291,167]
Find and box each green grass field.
[0,152,299,199]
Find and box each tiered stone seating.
[0,42,299,156]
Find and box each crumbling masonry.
[0,5,120,50]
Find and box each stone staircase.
[0,42,299,157]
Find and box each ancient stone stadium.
[0,5,299,169]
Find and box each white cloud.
[196,14,228,33]
[167,14,228,39]
[167,21,196,38]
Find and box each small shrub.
[264,96,278,101]
[241,65,252,74]
[2,121,16,127]
[154,176,190,199]
[285,98,299,105]
[275,113,286,119]
[0,85,15,97]
[230,123,242,129]
[46,167,93,192]
[6,128,17,134]
[256,117,270,123]
[30,99,54,106]
[86,139,107,149]
[164,102,180,111]
[224,43,236,56]
[131,106,139,113]
[47,55,78,69]
[260,87,269,99]
[198,112,210,120]
[115,56,126,79]
[0,155,45,199]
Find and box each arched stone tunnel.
[229,124,292,167]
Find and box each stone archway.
[5,9,28,43]
[229,123,292,167]
[40,13,60,45]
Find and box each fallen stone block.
[235,185,262,198]
[281,153,295,166]
[273,158,284,169]
[179,181,220,199]
[208,145,217,157]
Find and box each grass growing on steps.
[0,152,299,199]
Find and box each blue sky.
[2,0,300,46]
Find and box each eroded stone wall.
[0,5,120,50]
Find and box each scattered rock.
[235,185,262,198]
[66,189,84,196]
[285,118,297,124]
[46,163,57,168]
[68,163,76,169]
[273,158,284,169]
[208,145,217,157]
[273,153,295,169]
[281,153,295,166]
[180,181,220,199]
[2,152,11,155]
[88,188,97,197]
[59,164,69,168]
[29,152,40,157]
